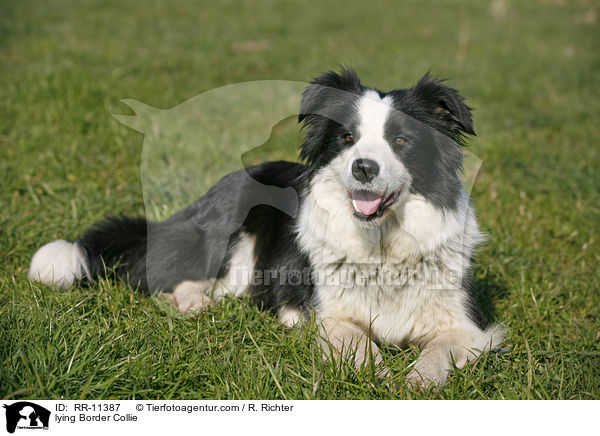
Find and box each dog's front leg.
[406,339,454,388]
[406,325,504,388]
[318,318,387,375]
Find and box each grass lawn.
[1,0,599,400]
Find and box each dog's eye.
[343,133,355,143]
[394,136,408,146]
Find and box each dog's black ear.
[411,74,475,136]
[299,68,363,123]
[298,68,363,167]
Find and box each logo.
[2,402,50,434]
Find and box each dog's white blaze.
[337,90,411,198]
[28,240,89,289]
[348,91,396,176]
[356,90,392,145]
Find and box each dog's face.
[299,69,475,227]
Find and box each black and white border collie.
[29,68,505,387]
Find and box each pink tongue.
[352,191,384,216]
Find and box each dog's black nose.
[351,159,379,183]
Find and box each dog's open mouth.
[350,189,401,220]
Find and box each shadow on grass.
[470,272,509,327]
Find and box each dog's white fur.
[277,306,306,327]
[169,280,215,312]
[213,232,257,299]
[28,240,89,290]
[338,91,410,201]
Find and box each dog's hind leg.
[277,306,306,327]
[168,280,215,313]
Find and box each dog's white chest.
[311,248,468,346]
[297,184,482,346]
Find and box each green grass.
[1,0,599,399]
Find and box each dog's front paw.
[405,362,448,389]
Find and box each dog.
[29,68,505,387]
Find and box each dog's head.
[298,68,475,227]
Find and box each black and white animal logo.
[3,402,50,433]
